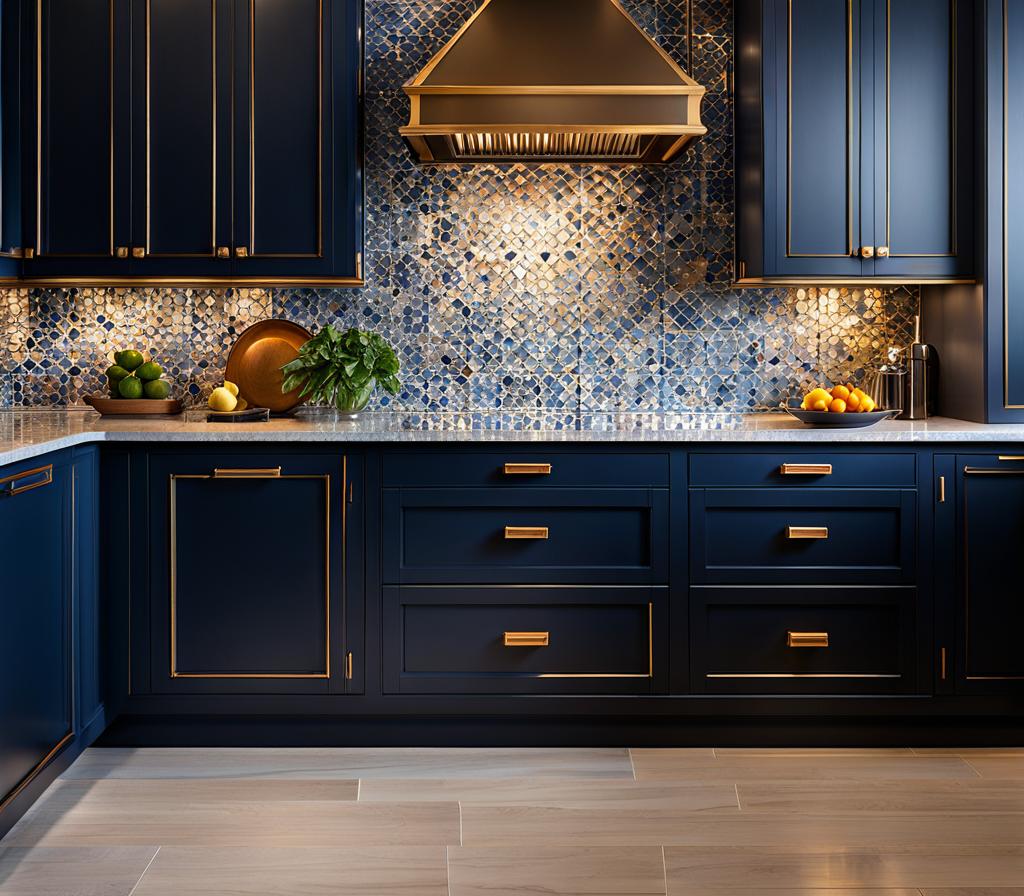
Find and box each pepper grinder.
[904,315,936,420]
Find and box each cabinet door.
[22,0,132,278]
[145,452,355,695]
[232,0,362,282]
[1002,0,1024,410]
[955,455,1024,691]
[127,0,233,277]
[0,0,23,275]
[871,0,974,279]
[0,458,72,814]
[764,0,868,279]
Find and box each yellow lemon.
[223,381,240,397]
[811,398,829,412]
[208,387,238,412]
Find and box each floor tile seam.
[126,845,161,896]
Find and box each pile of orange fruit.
[801,384,877,414]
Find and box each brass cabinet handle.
[236,247,249,258]
[132,247,146,259]
[212,467,283,479]
[787,526,829,540]
[216,246,231,259]
[1,464,53,497]
[779,463,833,476]
[860,246,875,258]
[505,526,549,540]
[503,463,552,475]
[115,246,129,258]
[788,631,829,648]
[22,248,35,259]
[876,246,890,258]
[998,456,1024,462]
[504,631,550,647]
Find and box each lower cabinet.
[141,451,362,695]
[0,454,73,820]
[383,586,668,694]
[936,453,1024,693]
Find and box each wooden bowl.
[84,395,183,416]
[226,320,312,414]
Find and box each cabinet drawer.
[382,451,669,488]
[383,489,668,584]
[690,489,916,584]
[383,587,664,694]
[690,586,916,694]
[689,452,917,488]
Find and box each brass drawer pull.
[504,631,550,647]
[779,463,833,476]
[788,631,830,648]
[1,464,54,497]
[503,463,552,475]
[505,526,549,540]
[998,456,1024,462]
[787,526,829,540]
[212,467,283,479]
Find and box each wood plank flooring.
[0,747,1022,895]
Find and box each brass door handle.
[998,456,1024,462]
[788,631,829,648]
[787,526,829,540]
[876,246,890,258]
[22,248,35,259]
[779,463,833,476]
[503,463,552,475]
[115,246,129,258]
[212,467,283,479]
[505,526,549,540]
[860,246,875,258]
[1,464,53,497]
[216,246,230,259]
[504,631,550,647]
[132,247,146,259]
[236,246,249,258]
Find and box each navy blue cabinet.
[0,0,24,276]
[140,451,361,695]
[0,454,72,825]
[20,0,362,285]
[736,0,974,283]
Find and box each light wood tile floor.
[0,747,1022,895]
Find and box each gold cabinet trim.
[786,0,855,259]
[707,673,901,679]
[168,472,333,679]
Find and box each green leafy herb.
[280,325,400,412]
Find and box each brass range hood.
[400,0,707,164]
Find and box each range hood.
[400,0,707,164]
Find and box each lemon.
[223,381,240,397]
[118,375,144,399]
[234,397,248,411]
[208,386,238,412]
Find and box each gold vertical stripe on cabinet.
[35,0,116,257]
[169,473,331,679]
[884,0,958,258]
[249,0,324,258]
[786,0,854,258]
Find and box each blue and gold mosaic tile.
[0,0,919,413]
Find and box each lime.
[137,361,163,382]
[118,350,145,371]
[117,375,144,399]
[106,364,130,383]
[143,379,170,399]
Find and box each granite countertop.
[2,408,1024,467]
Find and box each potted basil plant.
[280,324,401,418]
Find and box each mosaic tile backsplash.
[0,0,919,413]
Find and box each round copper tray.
[226,319,312,414]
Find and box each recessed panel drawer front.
[690,489,917,584]
[383,586,664,694]
[382,451,670,488]
[690,587,915,694]
[383,489,668,584]
[689,453,917,488]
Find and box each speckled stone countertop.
[3,408,1024,467]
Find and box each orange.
[846,391,861,411]
[811,398,829,412]
[860,395,876,413]
[831,384,851,402]
[829,398,847,414]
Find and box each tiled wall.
[0,0,918,413]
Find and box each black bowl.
[784,407,902,428]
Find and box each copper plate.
[226,320,312,414]
[85,395,183,416]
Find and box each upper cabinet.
[735,0,975,284]
[19,0,363,285]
